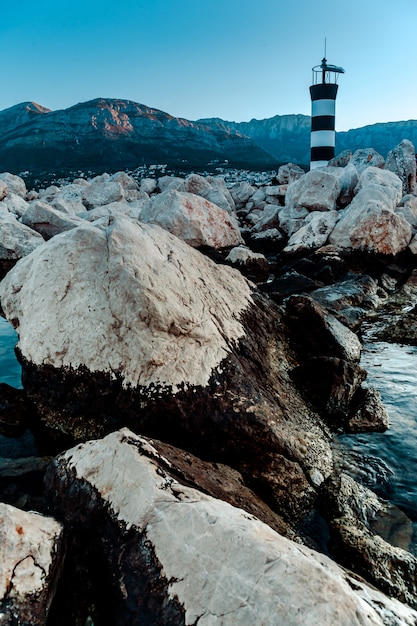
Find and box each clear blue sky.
[1,0,416,131]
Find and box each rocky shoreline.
[0,141,417,624]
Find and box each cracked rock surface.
[45,428,417,626]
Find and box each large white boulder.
[355,166,403,207]
[329,186,413,254]
[283,211,339,254]
[140,189,243,248]
[350,148,385,174]
[0,173,27,198]
[0,503,64,625]
[0,212,44,260]
[45,428,417,626]
[21,201,86,240]
[82,174,124,208]
[1,192,30,218]
[385,139,416,195]
[0,218,251,390]
[109,171,141,202]
[285,168,342,212]
[229,181,256,208]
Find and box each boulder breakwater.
[0,141,417,624]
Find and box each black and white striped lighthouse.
[310,56,344,170]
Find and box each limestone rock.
[82,174,124,208]
[45,428,417,626]
[283,210,339,254]
[310,274,382,315]
[329,186,412,254]
[0,218,250,391]
[0,503,64,626]
[229,181,255,208]
[77,200,144,222]
[21,201,86,240]
[328,150,352,168]
[376,305,417,345]
[109,171,141,202]
[385,139,416,195]
[1,193,29,218]
[250,204,281,233]
[224,245,269,281]
[0,212,44,263]
[0,217,334,521]
[180,174,234,212]
[0,180,8,202]
[410,234,417,255]
[278,205,309,236]
[156,175,184,193]
[140,189,243,248]
[139,177,157,195]
[277,162,305,184]
[0,173,26,198]
[338,162,359,206]
[350,148,385,174]
[354,166,403,207]
[397,194,417,230]
[285,167,342,212]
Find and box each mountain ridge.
[0,98,416,176]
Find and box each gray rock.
[0,173,26,198]
[0,212,44,261]
[285,168,343,212]
[283,210,339,254]
[277,162,305,184]
[385,139,416,195]
[0,503,64,626]
[140,189,243,248]
[350,148,385,174]
[45,428,417,626]
[21,201,86,240]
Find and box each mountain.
[0,99,277,175]
[200,116,417,166]
[336,121,417,157]
[0,98,416,177]
[199,114,312,165]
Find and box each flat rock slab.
[45,428,417,626]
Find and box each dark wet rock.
[291,357,367,424]
[0,383,36,437]
[376,304,417,345]
[224,245,269,282]
[246,226,284,253]
[310,273,383,320]
[347,387,390,433]
[285,295,362,362]
[259,272,320,302]
[321,473,417,609]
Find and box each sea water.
[339,337,417,551]
[0,317,37,458]
[0,316,22,389]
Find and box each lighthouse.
[309,56,344,170]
